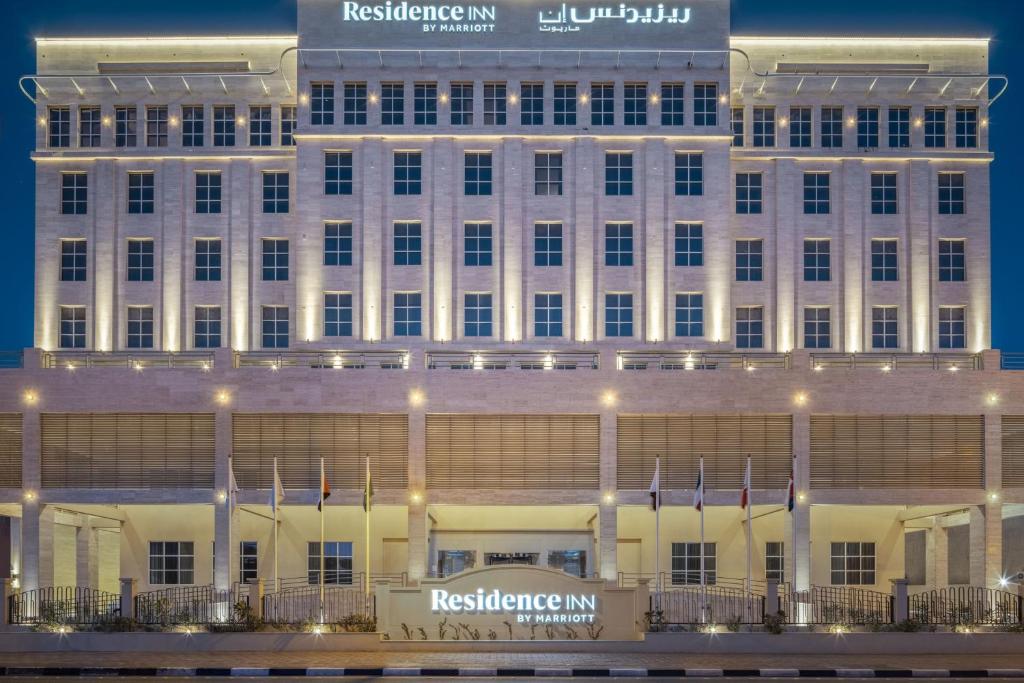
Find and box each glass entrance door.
[485,552,539,567]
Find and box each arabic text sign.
[538,3,690,34]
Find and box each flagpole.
[746,455,753,622]
[320,457,326,625]
[655,456,661,596]
[273,456,280,593]
[699,456,706,624]
[365,455,371,597]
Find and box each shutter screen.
[41,413,215,488]
[617,414,792,490]
[232,413,408,489]
[1001,416,1024,487]
[426,414,599,489]
[810,415,984,489]
[0,414,22,487]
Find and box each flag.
[740,457,751,509]
[692,462,704,512]
[269,458,285,512]
[785,462,795,512]
[649,458,661,511]
[318,460,331,512]
[363,460,373,513]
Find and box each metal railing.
[654,586,765,625]
[617,351,790,371]
[619,572,781,595]
[262,585,374,624]
[7,586,121,625]
[134,585,236,626]
[43,351,214,371]
[909,586,1023,625]
[235,350,408,370]
[0,351,24,369]
[271,572,408,592]
[783,585,893,625]
[810,352,982,372]
[426,350,599,371]
[1001,353,1024,370]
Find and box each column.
[213,407,234,592]
[21,504,54,591]
[407,411,427,582]
[907,159,932,353]
[926,523,949,588]
[76,517,100,589]
[788,413,811,593]
[598,504,617,581]
[969,503,1002,588]
[598,410,617,580]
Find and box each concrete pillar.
[248,578,264,620]
[1,578,11,626]
[969,502,1003,588]
[926,524,949,588]
[21,503,54,591]
[766,578,780,615]
[213,407,234,592]
[119,577,136,620]
[598,409,617,579]
[892,578,909,622]
[76,517,100,589]
[788,413,811,593]
[407,410,427,582]
[598,503,617,581]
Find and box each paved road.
[43,679,1024,683]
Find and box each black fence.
[655,586,765,625]
[262,585,374,624]
[910,587,1023,625]
[134,585,237,626]
[783,586,893,625]
[7,587,121,625]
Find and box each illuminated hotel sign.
[431,588,598,623]
[538,4,691,33]
[342,1,498,32]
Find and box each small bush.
[762,611,786,635]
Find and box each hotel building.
[0,0,1021,603]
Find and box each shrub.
[762,611,786,635]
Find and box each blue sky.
[0,0,1019,350]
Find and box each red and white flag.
[692,457,704,512]
[649,457,661,511]
[740,456,751,509]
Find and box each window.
[79,106,101,147]
[464,152,492,196]
[193,306,221,349]
[820,106,843,148]
[674,223,703,267]
[382,82,404,125]
[195,172,221,214]
[730,107,744,147]
[925,107,946,148]
[605,152,633,196]
[803,172,830,215]
[324,223,353,266]
[736,239,763,282]
[804,307,831,349]
[661,82,684,126]
[239,541,258,585]
[857,106,879,148]
[735,173,762,214]
[48,106,70,148]
[60,173,87,215]
[765,542,784,583]
[870,172,898,215]
[127,306,154,349]
[790,106,812,148]
[59,306,86,349]
[145,106,168,147]
[249,105,272,146]
[262,172,289,213]
[830,542,875,586]
[195,238,221,282]
[127,172,154,214]
[888,106,910,148]
[414,82,437,125]
[693,83,718,126]
[534,223,563,267]
[752,106,775,147]
[307,542,353,585]
[464,293,493,337]
[114,106,137,147]
[803,239,830,282]
[280,105,297,145]
[671,542,716,585]
[344,82,367,125]
[605,224,633,267]
[554,83,577,125]
[591,83,614,126]
[261,305,289,348]
[521,82,543,125]
[675,293,704,337]
[325,151,354,195]
[624,83,647,126]
[182,105,204,146]
[605,293,633,337]
[938,172,965,215]
[735,306,764,349]
[534,152,563,195]
[955,107,978,148]
[149,542,194,585]
[939,239,966,282]
[212,105,235,146]
[534,293,563,337]
[483,82,506,125]
[324,293,354,337]
[939,306,966,349]
[311,82,335,125]
[261,238,289,281]
[871,239,898,281]
[394,151,422,195]
[674,152,703,196]
[871,306,898,349]
[127,239,154,281]
[451,82,473,125]
[394,222,422,265]
[60,239,87,282]
[394,292,422,336]
[464,224,493,266]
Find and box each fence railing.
[42,351,215,370]
[235,350,408,370]
[262,585,374,624]
[271,572,408,592]
[7,587,121,625]
[0,351,23,369]
[619,572,781,596]
[783,585,893,625]
[617,351,790,371]
[426,350,599,371]
[134,585,237,626]
[910,586,1023,625]
[654,586,765,625]
[810,352,981,372]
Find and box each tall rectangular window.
[671,542,716,586]
[394,222,422,265]
[60,239,87,282]
[675,293,703,337]
[414,82,437,125]
[735,173,763,214]
[605,152,633,196]
[730,107,744,147]
[127,172,154,214]
[605,224,633,267]
[451,82,473,125]
[146,106,168,147]
[149,542,194,585]
[938,172,965,215]
[804,307,831,349]
[280,105,297,145]
[591,83,614,126]
[394,152,422,195]
[59,306,86,349]
[195,238,221,281]
[79,106,101,147]
[674,152,703,196]
[735,306,764,349]
[521,82,544,125]
[212,105,235,146]
[955,107,978,148]
[311,82,335,125]
[262,172,289,213]
[534,293,563,337]
[534,223,563,267]
[870,172,898,215]
[605,293,633,337]
[752,106,775,147]
[193,306,222,349]
[820,106,843,148]
[790,106,812,148]
[182,105,204,146]
[939,306,966,349]
[324,293,354,337]
[736,239,763,282]
[324,223,353,266]
[127,239,154,281]
[871,307,899,349]
[48,106,70,148]
[464,152,492,196]
[888,106,910,148]
[325,151,354,195]
[381,82,404,125]
[803,172,831,215]
[484,82,506,125]
[661,82,684,126]
[464,293,493,337]
[693,82,718,126]
[261,305,289,348]
[871,239,898,281]
[60,173,87,215]
[307,542,352,586]
[394,292,422,336]
[239,541,258,585]
[938,239,966,282]
[249,105,272,146]
[464,223,493,266]
[554,83,577,125]
[624,83,647,126]
[127,306,154,349]
[534,152,563,195]
[803,239,830,282]
[857,106,879,148]
[344,82,367,125]
[925,107,946,148]
[261,238,289,281]
[114,106,137,147]
[674,223,703,267]
[195,172,221,214]
[766,542,785,583]
[830,542,875,586]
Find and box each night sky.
[0,0,1019,351]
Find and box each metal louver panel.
[232,413,408,489]
[617,414,793,490]
[810,415,984,489]
[426,414,599,489]
[1000,416,1024,487]
[41,413,215,488]
[0,414,22,487]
